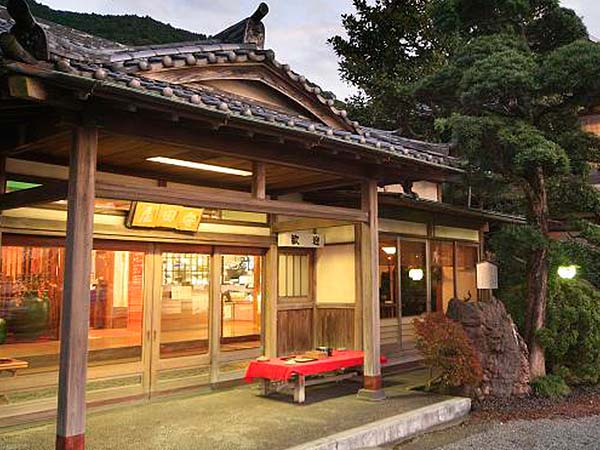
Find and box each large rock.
[447,298,531,398]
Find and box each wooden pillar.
[252,162,266,200]
[209,252,223,384]
[56,126,97,450]
[358,180,385,400]
[0,156,5,279]
[264,243,278,357]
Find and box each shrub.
[413,313,483,394]
[530,375,571,398]
[538,279,600,384]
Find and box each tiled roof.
[0,5,463,172]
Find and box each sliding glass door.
[159,252,211,359]
[220,254,263,352]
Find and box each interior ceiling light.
[382,246,397,255]
[147,156,252,177]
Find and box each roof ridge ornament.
[212,2,269,49]
[0,0,48,63]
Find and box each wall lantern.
[557,265,577,280]
[477,260,498,290]
[408,268,424,281]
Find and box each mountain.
[0,0,206,46]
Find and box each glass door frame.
[215,247,267,366]
[396,237,430,350]
[147,243,266,394]
[148,243,214,393]
[0,234,154,401]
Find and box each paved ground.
[393,416,600,450]
[0,369,449,450]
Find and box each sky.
[41,0,600,101]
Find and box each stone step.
[285,397,471,450]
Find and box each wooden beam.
[96,181,368,223]
[264,243,278,357]
[270,179,358,196]
[95,110,374,180]
[271,218,351,233]
[0,116,69,156]
[56,126,97,450]
[358,180,384,400]
[0,180,68,211]
[252,161,266,200]
[8,76,48,102]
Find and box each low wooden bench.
[245,350,385,404]
[259,370,360,404]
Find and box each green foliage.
[329,0,451,138]
[538,279,600,383]
[530,374,571,398]
[488,224,548,332]
[526,7,588,53]
[0,0,205,46]
[413,313,483,394]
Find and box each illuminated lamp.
[382,246,397,255]
[557,265,577,280]
[147,156,252,177]
[408,268,424,281]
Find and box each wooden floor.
[0,319,262,367]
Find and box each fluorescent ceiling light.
[147,156,252,177]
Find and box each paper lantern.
[477,261,498,290]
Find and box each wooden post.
[353,224,363,350]
[358,180,385,400]
[0,156,6,284]
[210,252,223,384]
[56,126,97,450]
[264,243,278,357]
[252,161,266,200]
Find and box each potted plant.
[10,289,50,341]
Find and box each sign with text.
[127,202,203,232]
[278,232,324,248]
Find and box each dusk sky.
[42,0,600,101]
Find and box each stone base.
[56,434,85,450]
[357,388,386,402]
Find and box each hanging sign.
[278,232,324,248]
[127,202,203,232]
[476,261,498,290]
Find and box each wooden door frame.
[148,244,267,393]
[276,248,316,355]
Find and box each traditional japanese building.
[0,2,521,448]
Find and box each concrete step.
[285,397,471,450]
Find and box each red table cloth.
[244,350,386,382]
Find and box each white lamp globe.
[408,268,424,281]
[557,265,577,280]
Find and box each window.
[0,240,146,371]
[221,255,262,352]
[430,241,455,313]
[379,240,398,319]
[159,252,210,359]
[456,245,479,302]
[400,240,428,317]
[278,252,310,299]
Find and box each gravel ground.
[395,416,600,450]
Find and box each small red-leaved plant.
[413,313,483,393]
